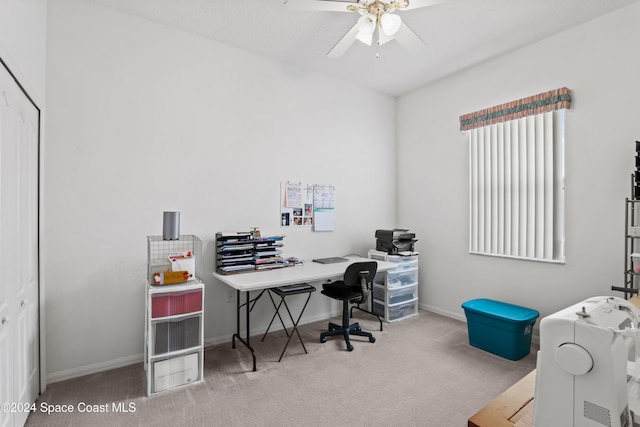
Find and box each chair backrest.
[343,261,378,304]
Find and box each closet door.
[13,65,39,427]
[0,60,40,427]
[0,58,16,427]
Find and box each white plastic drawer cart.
[368,250,419,323]
[145,235,204,396]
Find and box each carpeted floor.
[26,310,537,426]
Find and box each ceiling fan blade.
[327,23,360,58]
[393,22,426,53]
[284,0,358,12]
[401,0,448,10]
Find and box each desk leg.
[232,289,241,349]
[231,289,265,372]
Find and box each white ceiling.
[85,0,639,96]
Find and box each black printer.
[375,229,417,254]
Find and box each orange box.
[153,271,190,285]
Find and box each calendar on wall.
[312,184,335,232]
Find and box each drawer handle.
[21,299,26,307]
[1,316,8,325]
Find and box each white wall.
[45,0,396,382]
[397,3,640,322]
[0,0,47,103]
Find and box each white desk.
[212,255,393,371]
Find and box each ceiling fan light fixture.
[355,15,375,46]
[357,15,375,34]
[293,0,432,58]
[380,13,402,36]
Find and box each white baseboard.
[419,302,466,322]
[418,302,540,345]
[47,353,143,384]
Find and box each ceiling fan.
[284,0,445,58]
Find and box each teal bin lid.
[462,298,539,322]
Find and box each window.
[460,88,570,263]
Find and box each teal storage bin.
[461,298,539,361]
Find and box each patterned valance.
[459,87,572,131]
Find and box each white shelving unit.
[368,250,419,323]
[145,235,204,396]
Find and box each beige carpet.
[26,310,537,426]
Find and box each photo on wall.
[281,181,313,227]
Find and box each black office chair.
[320,261,378,351]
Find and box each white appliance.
[533,296,640,427]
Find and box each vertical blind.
[461,88,570,263]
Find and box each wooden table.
[468,369,535,427]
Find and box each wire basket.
[147,235,202,283]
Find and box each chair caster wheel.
[320,337,327,343]
[347,344,354,352]
[369,337,376,343]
